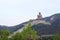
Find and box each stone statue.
[37,12,42,20]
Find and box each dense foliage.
[0,30,10,40]
[53,34,60,40]
[0,23,60,40]
[12,23,37,40]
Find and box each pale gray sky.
[0,0,60,26]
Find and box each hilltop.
[0,13,60,35]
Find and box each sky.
[0,0,60,26]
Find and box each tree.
[12,22,37,40]
[12,32,23,40]
[21,22,37,40]
[0,30,10,40]
[53,34,60,40]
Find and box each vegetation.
[53,34,60,40]
[12,23,37,40]
[0,23,60,40]
[0,30,10,40]
[12,32,22,40]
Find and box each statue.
[37,12,42,20]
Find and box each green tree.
[12,22,37,40]
[20,22,37,40]
[53,34,60,40]
[12,32,23,40]
[0,30,10,40]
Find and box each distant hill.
[44,13,60,23]
[0,24,24,33]
[32,23,60,36]
[0,13,60,35]
[32,13,60,35]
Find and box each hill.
[0,13,60,35]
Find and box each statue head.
[39,12,41,15]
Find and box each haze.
[0,0,60,26]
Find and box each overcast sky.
[0,0,60,26]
